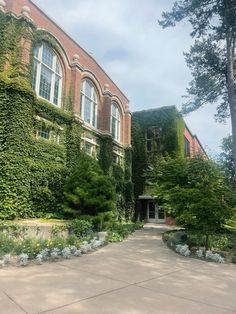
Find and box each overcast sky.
[33,0,232,155]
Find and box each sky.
[33,0,232,155]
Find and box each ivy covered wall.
[132,106,185,201]
[0,12,133,220]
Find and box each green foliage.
[220,135,235,185]
[132,107,185,202]
[0,13,133,220]
[107,222,143,242]
[98,135,113,175]
[149,156,233,249]
[159,0,236,184]
[63,153,116,217]
[67,219,93,238]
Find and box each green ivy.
[0,12,134,220]
[98,135,113,175]
[132,106,185,201]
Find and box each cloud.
[33,0,232,153]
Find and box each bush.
[63,153,115,217]
[107,222,143,242]
[232,253,236,264]
[67,219,93,238]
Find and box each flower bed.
[0,220,143,268]
[163,229,236,264]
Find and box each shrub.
[232,254,236,264]
[67,219,93,238]
[63,153,115,217]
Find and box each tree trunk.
[205,234,209,251]
[225,19,236,186]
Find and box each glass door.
[148,201,156,223]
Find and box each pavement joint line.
[57,262,131,285]
[135,284,236,313]
[36,283,133,314]
[0,287,28,314]
[57,261,186,286]
[130,268,185,285]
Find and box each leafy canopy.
[220,135,235,184]
[148,156,233,237]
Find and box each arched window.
[32,43,62,106]
[80,80,98,127]
[111,102,120,141]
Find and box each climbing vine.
[0,12,133,220]
[132,106,185,201]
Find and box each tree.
[63,153,115,217]
[148,156,233,250]
[220,135,235,184]
[159,0,236,183]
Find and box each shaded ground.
[0,224,236,314]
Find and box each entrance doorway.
[147,200,165,223]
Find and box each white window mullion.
[50,55,57,104]
[58,77,62,108]
[35,46,43,95]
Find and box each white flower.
[3,254,11,265]
[36,253,43,264]
[175,244,191,257]
[51,248,61,260]
[206,250,224,263]
[196,249,204,258]
[61,247,71,259]
[40,248,50,260]
[18,253,29,266]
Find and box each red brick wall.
[4,0,131,145]
[184,127,206,158]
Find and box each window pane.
[84,141,93,155]
[112,104,116,116]
[38,127,50,140]
[56,61,61,75]
[34,46,39,59]
[42,45,53,68]
[39,65,52,101]
[112,117,116,139]
[32,60,38,90]
[92,102,96,127]
[85,81,92,98]
[84,97,92,123]
[53,75,61,105]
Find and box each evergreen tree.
[159,0,236,182]
[63,153,115,217]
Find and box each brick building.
[132,107,207,224]
[3,0,131,156]
[0,0,132,218]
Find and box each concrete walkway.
[1,225,236,314]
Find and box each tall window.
[33,44,62,106]
[80,80,98,127]
[111,102,120,141]
[184,137,191,157]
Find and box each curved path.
[1,225,236,313]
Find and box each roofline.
[29,0,129,103]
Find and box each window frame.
[33,43,62,107]
[111,102,121,142]
[80,80,98,128]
